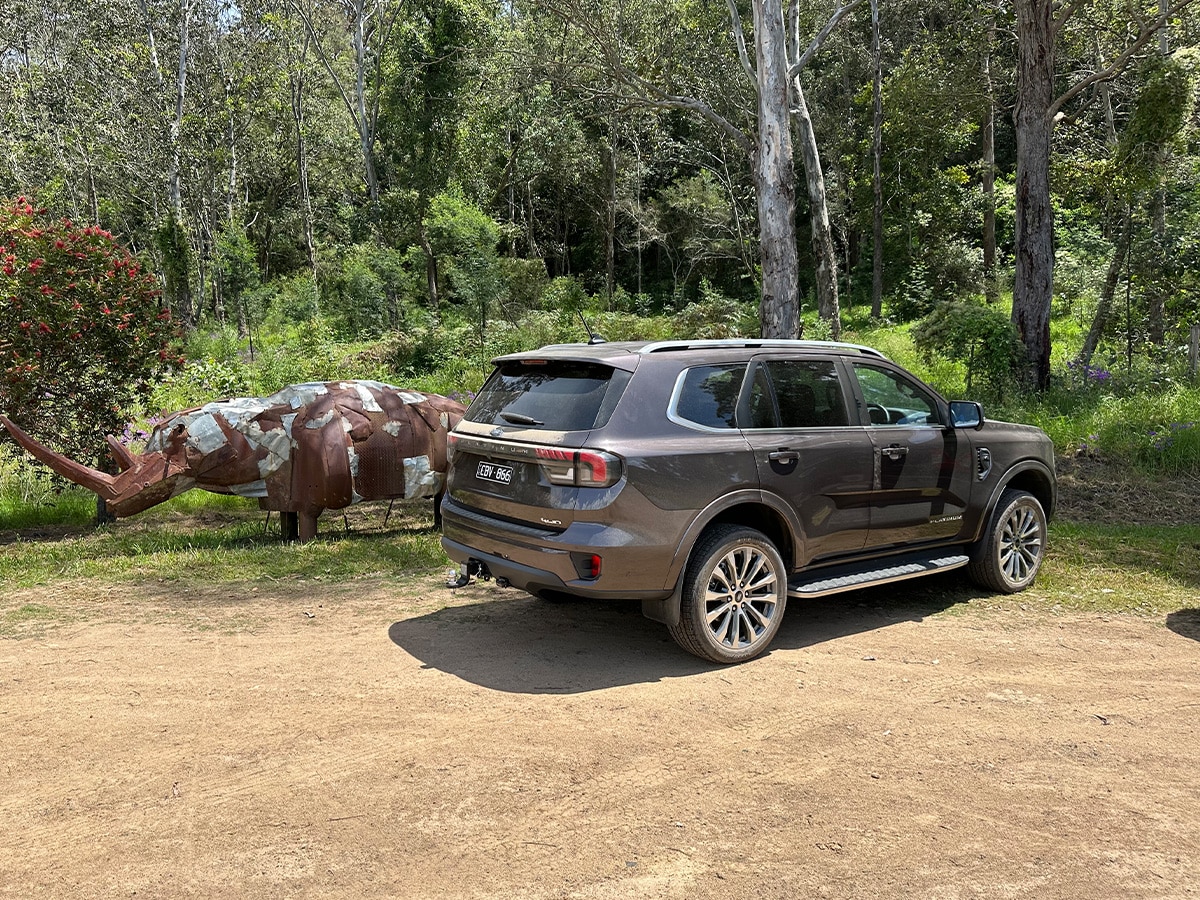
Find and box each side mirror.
[949,400,985,430]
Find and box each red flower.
[27,258,44,273]
[38,322,50,333]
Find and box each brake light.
[535,447,621,487]
[587,554,602,578]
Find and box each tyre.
[668,525,787,664]
[968,488,1047,593]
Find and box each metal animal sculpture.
[0,381,466,540]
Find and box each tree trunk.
[792,79,840,338]
[753,0,800,340]
[604,133,617,308]
[351,6,381,209]
[290,51,318,285]
[1078,206,1131,368]
[1012,0,1055,390]
[870,0,884,318]
[981,12,997,304]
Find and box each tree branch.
[1051,0,1087,39]
[788,0,865,78]
[725,0,758,89]
[1048,0,1196,121]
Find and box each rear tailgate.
[447,358,632,529]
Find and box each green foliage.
[215,223,260,309]
[1118,53,1196,172]
[911,301,1021,397]
[0,197,181,460]
[672,280,756,339]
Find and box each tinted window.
[466,361,630,431]
[673,364,747,429]
[747,360,848,428]
[853,363,939,426]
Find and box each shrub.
[911,301,1022,398]
[0,197,180,461]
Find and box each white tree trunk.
[753,0,800,339]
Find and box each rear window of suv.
[466,361,631,431]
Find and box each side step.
[788,551,969,599]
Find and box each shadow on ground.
[388,574,973,694]
[1166,608,1200,642]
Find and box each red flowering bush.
[0,197,182,463]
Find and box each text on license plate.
[476,461,514,485]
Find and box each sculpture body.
[0,381,466,540]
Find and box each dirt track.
[2,575,1199,899]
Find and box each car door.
[738,356,875,564]
[849,361,975,548]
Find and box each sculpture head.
[0,412,196,516]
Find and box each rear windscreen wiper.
[499,412,545,427]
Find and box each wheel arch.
[971,460,1056,543]
[642,491,799,628]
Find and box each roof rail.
[638,339,888,359]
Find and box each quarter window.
[672,364,747,429]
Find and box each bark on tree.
[1011,0,1194,390]
[1078,205,1131,368]
[870,0,883,318]
[981,10,997,304]
[754,0,800,339]
[791,78,839,338]
[1012,0,1055,390]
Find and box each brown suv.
[441,340,1055,664]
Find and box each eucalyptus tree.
[541,0,861,339]
[1012,0,1196,389]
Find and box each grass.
[1032,521,1200,616]
[0,494,448,592]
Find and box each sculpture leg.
[281,511,299,542]
[299,511,320,541]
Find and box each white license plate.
[476,461,514,485]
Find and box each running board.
[788,551,969,599]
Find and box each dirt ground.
[1,455,1197,899]
[2,563,1199,900]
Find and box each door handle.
[768,449,799,463]
[881,444,908,461]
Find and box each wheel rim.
[703,544,781,652]
[999,501,1044,586]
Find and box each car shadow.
[1166,608,1200,642]
[387,574,971,694]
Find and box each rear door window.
[466,361,630,432]
[742,359,849,429]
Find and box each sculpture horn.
[0,414,119,500]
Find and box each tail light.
[535,447,622,488]
[571,552,602,580]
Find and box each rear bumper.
[440,498,675,601]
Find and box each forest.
[2,0,1200,484]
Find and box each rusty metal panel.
[0,381,467,540]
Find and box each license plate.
[476,461,514,485]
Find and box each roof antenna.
[578,311,607,345]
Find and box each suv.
[441,340,1055,664]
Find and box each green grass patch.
[1031,521,1200,615]
[0,495,449,591]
